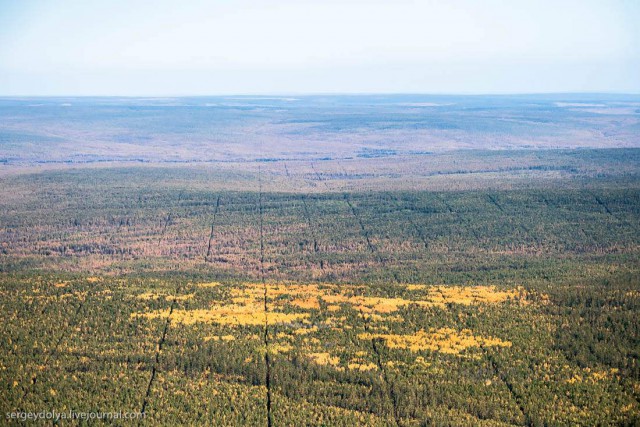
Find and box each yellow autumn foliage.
[132,305,308,326]
[308,352,341,367]
[204,335,236,342]
[358,328,511,354]
[136,292,163,300]
[169,293,194,302]
[348,361,378,371]
[198,282,222,288]
[425,286,527,306]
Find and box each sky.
[0,0,639,96]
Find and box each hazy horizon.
[1,92,640,99]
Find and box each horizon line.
[1,91,640,98]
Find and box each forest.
[1,95,639,425]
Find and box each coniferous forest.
[1,95,639,425]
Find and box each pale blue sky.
[1,0,638,95]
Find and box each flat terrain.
[1,94,639,168]
[0,95,639,425]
